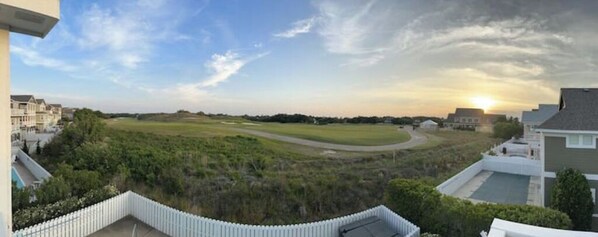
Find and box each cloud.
[274,17,317,38]
[151,51,268,102]
[10,46,77,71]
[77,1,190,69]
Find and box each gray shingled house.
[444,108,506,132]
[537,88,598,230]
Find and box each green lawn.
[106,118,410,146]
[237,123,410,146]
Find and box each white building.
[420,119,438,130]
[1,0,60,234]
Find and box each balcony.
[11,108,24,116]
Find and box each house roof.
[446,113,455,122]
[421,119,438,125]
[48,104,62,108]
[35,99,46,105]
[521,104,559,124]
[539,88,598,131]
[455,108,484,117]
[10,95,35,103]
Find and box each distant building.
[62,107,77,120]
[444,108,506,132]
[47,104,62,126]
[537,88,598,230]
[35,99,52,132]
[521,104,559,158]
[420,119,438,130]
[10,95,38,137]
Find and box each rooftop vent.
[14,11,45,24]
[584,88,590,92]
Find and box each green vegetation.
[493,117,523,140]
[385,179,572,237]
[23,110,500,229]
[108,117,410,146]
[238,123,410,146]
[550,168,594,230]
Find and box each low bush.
[550,168,594,230]
[13,185,119,230]
[385,179,572,237]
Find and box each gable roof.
[421,119,438,125]
[538,88,598,131]
[48,104,62,108]
[11,95,35,103]
[445,113,455,122]
[455,108,484,117]
[522,104,559,124]
[35,99,46,105]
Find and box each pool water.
[11,167,25,188]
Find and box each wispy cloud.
[77,1,190,69]
[151,51,268,102]
[274,17,317,38]
[10,46,77,72]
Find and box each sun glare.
[470,96,496,112]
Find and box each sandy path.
[233,126,428,152]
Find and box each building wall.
[545,136,598,174]
[0,28,12,233]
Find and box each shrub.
[385,179,572,237]
[13,185,119,230]
[385,179,441,226]
[550,168,594,230]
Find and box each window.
[567,134,596,149]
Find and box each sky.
[8,0,598,117]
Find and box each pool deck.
[452,171,542,206]
[12,159,37,187]
[89,216,168,237]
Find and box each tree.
[61,108,105,148]
[22,140,29,155]
[35,177,71,205]
[35,139,42,155]
[550,168,594,230]
[12,182,32,212]
[493,121,523,140]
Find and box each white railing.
[488,219,598,237]
[16,149,51,181]
[481,155,541,176]
[14,192,420,237]
[11,108,25,116]
[437,155,542,195]
[436,161,484,195]
[13,192,130,237]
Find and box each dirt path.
[233,126,428,152]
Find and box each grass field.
[106,117,410,146]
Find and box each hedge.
[13,185,119,230]
[385,179,572,237]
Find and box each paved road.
[233,126,428,152]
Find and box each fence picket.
[13,192,420,237]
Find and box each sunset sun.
[471,96,496,112]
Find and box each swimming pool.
[11,167,25,188]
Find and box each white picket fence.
[14,191,420,237]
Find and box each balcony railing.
[11,108,25,116]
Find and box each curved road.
[233,126,428,152]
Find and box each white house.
[420,119,438,130]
